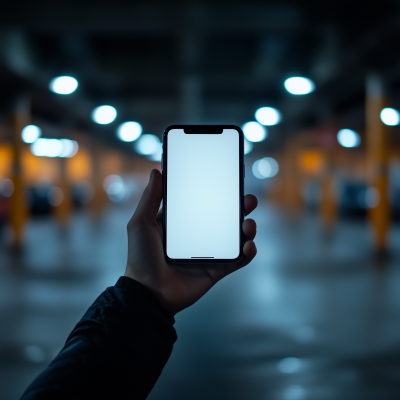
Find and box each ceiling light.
[92,106,117,125]
[31,139,63,157]
[337,129,360,148]
[49,76,78,95]
[21,125,41,143]
[135,134,160,155]
[59,139,79,157]
[242,122,267,142]
[380,108,400,126]
[252,157,279,179]
[284,77,315,95]
[255,107,281,126]
[117,121,142,142]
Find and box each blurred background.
[1,1,400,399]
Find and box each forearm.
[21,277,177,400]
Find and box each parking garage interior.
[1,1,400,399]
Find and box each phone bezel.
[162,124,245,264]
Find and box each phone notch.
[184,126,222,134]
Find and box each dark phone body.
[162,125,245,264]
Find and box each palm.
[125,170,257,315]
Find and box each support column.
[283,139,303,214]
[366,75,389,253]
[319,154,336,231]
[9,97,29,249]
[54,157,72,227]
[90,143,107,217]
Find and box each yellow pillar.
[319,153,336,231]
[90,143,107,216]
[366,75,389,253]
[283,140,303,213]
[9,97,29,249]
[53,157,72,227]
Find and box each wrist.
[123,269,177,315]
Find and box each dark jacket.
[20,277,177,400]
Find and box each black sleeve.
[20,277,177,400]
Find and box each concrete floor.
[1,202,400,400]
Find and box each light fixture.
[116,121,142,142]
[31,139,63,157]
[21,125,42,143]
[380,108,400,126]
[242,121,267,142]
[255,107,281,126]
[59,139,79,157]
[135,134,161,155]
[30,138,78,157]
[92,105,117,125]
[337,129,361,148]
[284,77,315,95]
[49,76,78,95]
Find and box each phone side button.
[161,153,163,170]
[244,164,245,178]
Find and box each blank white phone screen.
[166,128,240,260]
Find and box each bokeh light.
[59,139,79,158]
[49,76,78,95]
[337,129,361,148]
[284,77,315,95]
[255,107,281,126]
[91,106,117,125]
[135,134,161,155]
[148,143,163,161]
[117,121,142,142]
[31,139,63,157]
[0,178,14,198]
[278,357,303,374]
[244,138,253,155]
[242,122,267,142]
[252,157,279,179]
[103,175,126,202]
[380,108,400,126]
[283,385,306,400]
[30,138,78,158]
[21,125,42,143]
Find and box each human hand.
[125,169,257,315]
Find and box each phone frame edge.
[162,124,245,265]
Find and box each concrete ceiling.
[1,0,399,153]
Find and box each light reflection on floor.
[1,201,400,400]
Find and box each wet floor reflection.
[1,202,400,400]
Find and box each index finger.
[244,194,258,216]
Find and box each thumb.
[134,169,163,223]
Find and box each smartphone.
[162,125,244,264]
